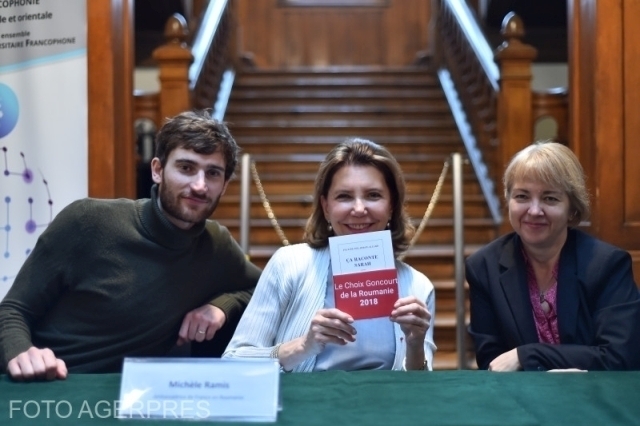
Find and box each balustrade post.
[152,14,194,121]
[494,12,537,227]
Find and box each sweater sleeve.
[424,283,437,370]
[207,225,261,325]
[0,201,86,368]
[223,247,291,359]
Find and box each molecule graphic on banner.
[0,147,53,281]
[1,82,54,285]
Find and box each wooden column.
[569,0,640,283]
[494,12,537,231]
[153,14,194,123]
[87,0,136,199]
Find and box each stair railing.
[240,155,454,262]
[433,1,569,225]
[451,152,468,369]
[433,0,502,224]
[133,0,235,129]
[240,153,251,254]
[240,154,295,257]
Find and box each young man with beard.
[0,110,261,381]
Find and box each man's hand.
[7,346,67,381]
[177,304,226,346]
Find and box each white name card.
[117,358,280,422]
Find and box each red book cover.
[333,269,399,320]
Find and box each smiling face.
[151,147,229,230]
[320,165,392,236]
[508,178,571,253]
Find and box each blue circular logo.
[0,83,19,138]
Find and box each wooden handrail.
[133,0,234,128]
[433,2,568,227]
[434,0,502,224]
[445,0,499,91]
[190,0,228,88]
[190,0,234,110]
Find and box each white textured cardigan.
[223,244,437,371]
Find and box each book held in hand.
[328,230,399,320]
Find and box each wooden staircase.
[217,66,498,369]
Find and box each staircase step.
[229,128,460,138]
[244,244,487,283]
[234,65,435,76]
[229,118,456,129]
[227,104,452,116]
[220,219,496,246]
[432,311,471,349]
[239,152,452,173]
[432,279,470,313]
[220,192,487,205]
[225,176,484,196]
[216,194,491,219]
[233,134,463,155]
[234,70,439,87]
[229,87,446,101]
[246,243,483,260]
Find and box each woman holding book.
[223,138,436,371]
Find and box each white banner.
[0,0,87,297]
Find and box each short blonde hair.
[503,141,590,226]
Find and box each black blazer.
[466,228,640,371]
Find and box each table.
[1,370,638,425]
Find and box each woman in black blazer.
[466,142,640,371]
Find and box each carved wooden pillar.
[87,0,136,199]
[152,14,194,123]
[494,12,537,230]
[569,0,640,283]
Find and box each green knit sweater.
[0,185,261,373]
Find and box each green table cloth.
[1,370,637,425]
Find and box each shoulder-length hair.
[503,141,590,226]
[303,138,414,256]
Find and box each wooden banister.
[435,0,502,224]
[133,0,234,125]
[434,1,568,227]
[189,0,234,109]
